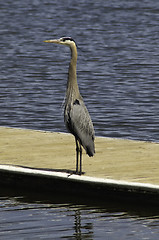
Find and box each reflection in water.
[1,188,159,239]
[74,209,93,240]
[74,210,82,239]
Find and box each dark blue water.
[1,0,159,141]
[1,0,159,239]
[0,189,159,240]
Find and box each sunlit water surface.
[1,0,159,239]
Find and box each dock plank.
[0,127,159,184]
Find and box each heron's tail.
[86,146,95,157]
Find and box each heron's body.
[44,37,95,174]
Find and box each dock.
[0,126,159,204]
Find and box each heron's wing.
[65,99,95,156]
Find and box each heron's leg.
[79,144,82,175]
[75,139,79,174]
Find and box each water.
[0,189,159,240]
[1,0,159,238]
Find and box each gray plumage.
[44,37,95,174]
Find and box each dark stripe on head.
[61,37,75,42]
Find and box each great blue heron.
[44,37,95,175]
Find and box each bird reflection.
[73,209,93,240]
[74,210,82,239]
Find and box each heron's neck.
[67,45,80,98]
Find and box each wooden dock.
[0,127,159,204]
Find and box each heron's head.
[44,37,76,47]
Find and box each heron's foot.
[75,170,85,176]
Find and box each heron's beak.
[43,39,60,44]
